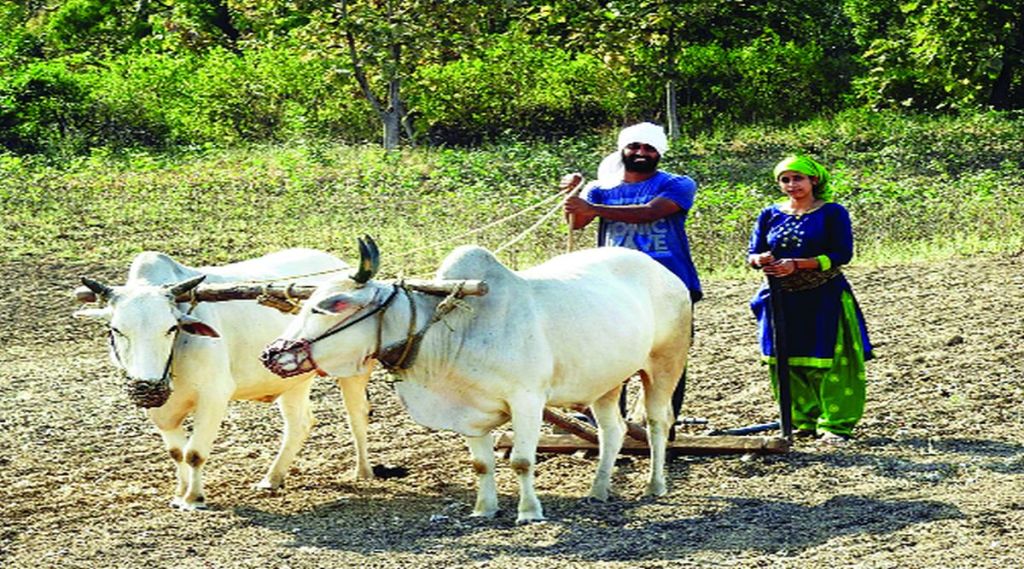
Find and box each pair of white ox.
[80,240,691,523]
[261,238,692,523]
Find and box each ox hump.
[436,245,517,282]
[128,252,198,286]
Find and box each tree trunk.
[382,73,403,150]
[209,0,241,45]
[382,110,401,150]
[988,9,1023,110]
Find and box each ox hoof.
[354,467,376,481]
[515,514,547,525]
[644,482,668,498]
[171,496,209,511]
[255,478,284,491]
[581,494,610,505]
[469,508,500,519]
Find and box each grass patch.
[2,111,1022,280]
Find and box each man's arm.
[564,196,682,230]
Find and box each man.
[561,122,701,425]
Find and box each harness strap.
[108,328,177,383]
[375,281,468,372]
[309,284,401,344]
[375,285,420,371]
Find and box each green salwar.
[768,292,867,437]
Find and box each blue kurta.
[748,202,873,365]
[585,171,703,302]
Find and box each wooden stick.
[542,408,599,444]
[496,433,791,455]
[73,278,488,304]
[767,273,794,441]
[624,420,649,443]
[564,174,585,253]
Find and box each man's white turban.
[596,122,669,186]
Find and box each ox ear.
[178,314,220,338]
[315,293,355,315]
[74,306,112,320]
[351,235,380,284]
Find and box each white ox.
[76,249,375,510]
[262,239,692,523]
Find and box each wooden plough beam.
[496,407,790,456]
[74,278,489,305]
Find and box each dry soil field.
[1,253,1022,568]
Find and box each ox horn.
[81,277,115,300]
[351,235,380,284]
[167,274,207,297]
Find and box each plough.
[495,407,789,457]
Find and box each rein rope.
[390,190,566,260]
[239,189,569,286]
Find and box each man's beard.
[623,152,659,174]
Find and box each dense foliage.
[1,0,1021,154]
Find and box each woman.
[748,155,872,443]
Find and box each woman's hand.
[762,258,798,277]
[749,252,775,268]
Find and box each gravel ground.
[1,253,1022,568]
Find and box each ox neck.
[375,285,445,372]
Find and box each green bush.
[108,45,378,147]
[0,44,383,154]
[0,57,107,155]
[670,33,854,132]
[411,33,629,144]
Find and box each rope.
[495,196,566,254]
[197,188,571,287]
[389,190,566,260]
[394,194,566,279]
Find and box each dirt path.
[1,255,1022,568]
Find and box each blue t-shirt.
[585,171,702,301]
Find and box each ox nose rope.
[263,280,471,376]
[262,284,402,377]
[110,327,178,408]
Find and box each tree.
[520,0,856,135]
[845,0,1024,110]
[285,0,511,149]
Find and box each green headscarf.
[773,155,831,200]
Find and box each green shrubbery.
[0,35,860,155]
[653,34,855,132]
[0,45,386,156]
[2,1,1021,156]
[411,34,628,144]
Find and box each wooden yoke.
[74,278,489,306]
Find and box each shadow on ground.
[234,492,963,562]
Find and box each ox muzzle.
[109,331,175,408]
[124,375,173,408]
[261,283,402,379]
[260,338,325,378]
